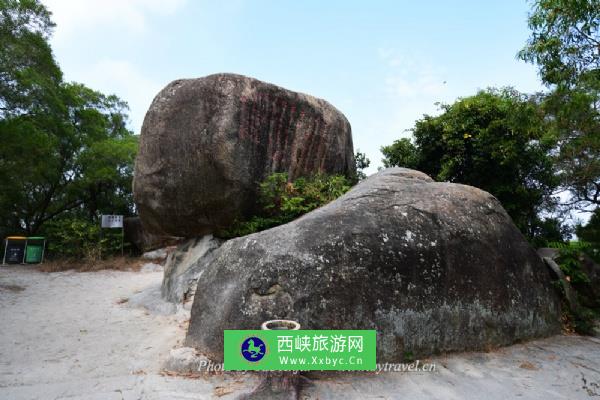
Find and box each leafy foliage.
[529,217,573,248]
[0,0,61,116]
[540,80,600,211]
[43,217,124,260]
[519,0,600,88]
[381,88,559,239]
[520,0,600,210]
[550,240,599,334]
[221,172,352,238]
[0,84,138,236]
[354,150,371,180]
[551,241,593,284]
[0,0,138,246]
[381,138,419,169]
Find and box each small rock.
[141,248,169,261]
[140,263,163,273]
[162,347,209,374]
[127,283,179,316]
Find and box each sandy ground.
[1,264,600,400]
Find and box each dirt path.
[0,265,256,399]
[1,265,599,399]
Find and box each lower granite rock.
[186,168,561,362]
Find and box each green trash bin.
[25,236,45,264]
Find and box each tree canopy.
[354,150,371,180]
[382,88,558,238]
[0,0,137,237]
[520,0,600,210]
[519,0,600,88]
[381,1,600,244]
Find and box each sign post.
[100,215,124,255]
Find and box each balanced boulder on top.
[133,73,355,237]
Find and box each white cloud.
[72,59,162,134]
[376,47,450,137]
[378,47,447,98]
[378,47,413,69]
[385,68,447,97]
[344,47,454,173]
[42,0,182,133]
[44,0,186,42]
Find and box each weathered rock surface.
[161,235,222,304]
[186,168,561,362]
[134,73,355,237]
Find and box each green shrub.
[43,218,124,260]
[551,241,593,285]
[221,172,352,238]
[550,241,599,334]
[571,307,598,335]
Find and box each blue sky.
[45,0,544,173]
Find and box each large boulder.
[186,168,561,362]
[134,73,355,237]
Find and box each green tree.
[0,0,138,237]
[519,0,600,88]
[577,208,600,248]
[0,79,137,236]
[381,88,559,238]
[0,0,61,116]
[354,150,371,180]
[381,138,419,169]
[519,0,600,210]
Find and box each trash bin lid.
[26,236,45,240]
[6,236,26,240]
